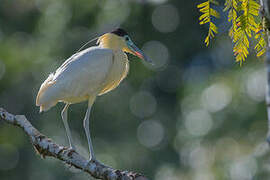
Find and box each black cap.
[111,28,128,37]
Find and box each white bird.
[36,28,151,162]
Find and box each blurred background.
[0,0,269,179]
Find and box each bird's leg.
[83,97,96,162]
[61,103,76,151]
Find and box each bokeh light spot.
[193,171,215,180]
[201,83,232,112]
[189,146,215,169]
[137,120,164,148]
[184,109,213,136]
[152,4,179,33]
[155,164,179,180]
[130,91,157,118]
[245,69,266,102]
[254,142,269,157]
[142,41,169,70]
[97,1,130,27]
[230,156,258,180]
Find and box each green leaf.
[197,0,220,46]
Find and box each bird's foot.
[68,146,77,152]
[83,156,99,171]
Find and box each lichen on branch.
[0,108,148,180]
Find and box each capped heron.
[36,28,151,162]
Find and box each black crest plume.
[111,28,128,37]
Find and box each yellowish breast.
[99,50,129,95]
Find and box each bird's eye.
[125,37,129,41]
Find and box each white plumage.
[36,47,129,112]
[36,28,149,162]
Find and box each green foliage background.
[0,0,270,179]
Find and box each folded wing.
[36,47,113,112]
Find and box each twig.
[0,108,148,180]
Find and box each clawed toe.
[68,146,77,152]
[83,158,94,170]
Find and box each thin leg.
[83,97,96,161]
[61,103,76,150]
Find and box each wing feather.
[36,47,113,111]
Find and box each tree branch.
[260,0,270,144]
[0,108,148,180]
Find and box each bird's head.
[98,28,151,63]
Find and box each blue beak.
[129,43,153,64]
